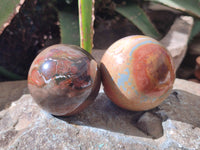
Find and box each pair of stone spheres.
[28,35,175,116]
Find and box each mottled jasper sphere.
[101,35,175,111]
[28,44,101,116]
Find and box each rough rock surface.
[136,112,163,139]
[0,80,28,111]
[0,78,200,150]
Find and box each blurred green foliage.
[0,0,21,34]
[116,1,161,39]
[0,0,200,80]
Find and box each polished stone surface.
[28,44,100,116]
[101,35,175,111]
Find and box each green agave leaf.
[0,0,23,34]
[0,66,24,80]
[65,0,74,4]
[58,7,80,45]
[0,0,25,80]
[78,0,95,53]
[190,18,200,41]
[116,2,161,39]
[146,0,200,18]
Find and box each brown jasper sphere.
[28,44,101,116]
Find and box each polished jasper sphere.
[101,35,175,111]
[28,44,101,116]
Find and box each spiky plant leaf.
[116,2,161,39]
[0,0,24,34]
[146,0,200,18]
[0,66,23,80]
[190,18,200,41]
[58,7,80,45]
[78,0,95,53]
[0,0,25,80]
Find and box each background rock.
[173,78,200,96]
[160,16,194,71]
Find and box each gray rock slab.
[173,78,200,96]
[0,80,28,111]
[92,49,105,64]
[0,78,200,149]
